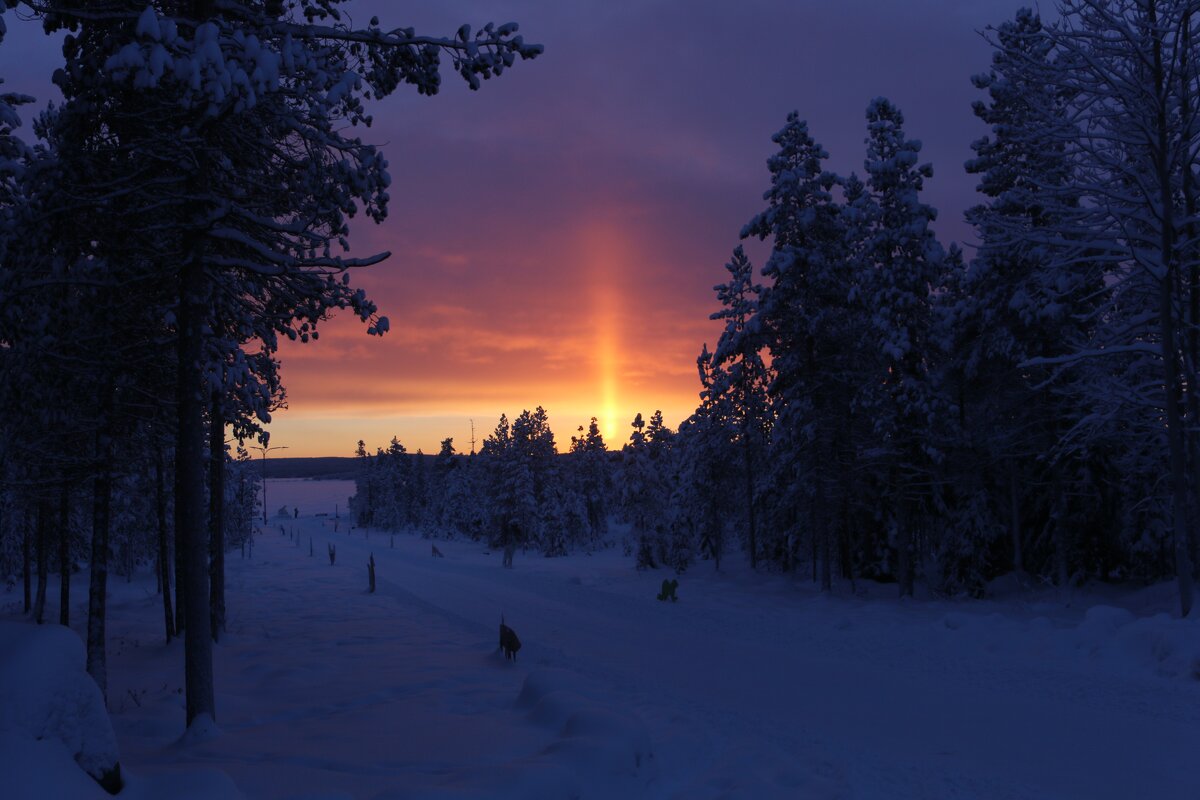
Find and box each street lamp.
[250,444,289,523]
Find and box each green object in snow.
[657,578,679,602]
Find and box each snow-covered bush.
[0,622,121,792]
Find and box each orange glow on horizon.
[262,193,716,457]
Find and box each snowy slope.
[4,494,1198,799]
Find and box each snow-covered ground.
[3,481,1199,799]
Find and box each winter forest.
[1,2,1199,799]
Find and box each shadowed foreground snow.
[3,486,1199,798]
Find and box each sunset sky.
[2,0,1026,457]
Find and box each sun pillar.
[583,223,627,444]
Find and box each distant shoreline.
[253,457,358,480]
[256,454,437,480]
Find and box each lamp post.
[250,444,288,523]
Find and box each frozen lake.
[261,478,356,519]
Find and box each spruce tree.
[854,98,949,597]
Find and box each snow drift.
[0,621,121,795]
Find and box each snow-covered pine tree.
[569,417,610,540]
[681,358,739,571]
[619,413,651,562]
[427,437,468,537]
[980,0,1198,614]
[225,446,258,556]
[853,98,950,597]
[411,449,427,530]
[619,411,673,567]
[382,437,411,531]
[351,440,374,528]
[741,113,863,585]
[479,413,536,548]
[950,7,1104,590]
[510,407,557,551]
[706,246,771,568]
[645,410,674,456]
[348,437,419,532]
[0,137,181,700]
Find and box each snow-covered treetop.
[742,111,838,250]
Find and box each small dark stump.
[499,617,521,661]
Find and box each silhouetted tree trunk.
[839,492,854,587]
[1009,459,1023,574]
[810,492,823,586]
[174,449,186,635]
[1050,497,1068,590]
[1178,14,1200,584]
[58,486,70,627]
[209,394,225,641]
[22,509,31,614]
[175,491,186,635]
[156,449,174,643]
[177,256,215,726]
[896,503,915,599]
[819,505,832,594]
[86,421,113,705]
[33,499,48,623]
[742,434,757,570]
[1148,3,1195,616]
[818,430,834,593]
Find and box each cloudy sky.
[2,0,1027,456]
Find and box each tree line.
[354,3,1200,618]
[700,0,1190,618]
[699,2,1200,615]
